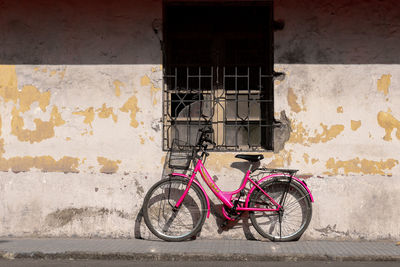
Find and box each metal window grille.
[163,66,274,151]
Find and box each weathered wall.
[0,0,399,240]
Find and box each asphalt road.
[0,260,399,267]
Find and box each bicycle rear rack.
[255,167,298,175]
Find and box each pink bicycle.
[143,128,314,242]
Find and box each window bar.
[186,67,190,144]
[198,66,202,131]
[235,66,238,149]
[247,66,250,149]
[259,66,262,149]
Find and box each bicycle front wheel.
[249,178,312,242]
[142,176,207,241]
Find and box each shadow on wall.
[275,0,400,64]
[1,0,398,65]
[134,201,261,241]
[0,0,162,64]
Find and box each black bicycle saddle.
[235,154,264,162]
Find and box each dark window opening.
[163,1,274,151]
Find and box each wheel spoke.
[249,179,312,241]
[143,177,207,241]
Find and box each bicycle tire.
[248,177,312,242]
[142,176,207,241]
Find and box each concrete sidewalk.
[0,238,399,262]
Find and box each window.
[163,1,274,151]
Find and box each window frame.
[162,0,275,152]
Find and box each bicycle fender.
[245,174,314,207]
[171,173,211,218]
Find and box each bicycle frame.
[172,158,313,219]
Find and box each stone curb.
[1,251,400,262]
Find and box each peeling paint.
[0,65,19,104]
[11,106,65,143]
[113,80,124,97]
[311,158,319,165]
[303,153,310,164]
[206,153,237,172]
[120,96,139,128]
[289,122,345,145]
[0,66,65,143]
[351,120,361,131]
[97,157,121,174]
[266,150,292,168]
[0,156,79,173]
[325,157,398,175]
[73,107,95,127]
[96,103,118,123]
[287,88,304,113]
[0,65,50,113]
[18,85,50,113]
[141,74,161,106]
[377,74,391,96]
[140,75,151,86]
[0,138,5,156]
[377,110,400,141]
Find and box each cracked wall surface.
[0,0,399,240]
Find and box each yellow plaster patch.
[265,150,292,168]
[206,153,237,172]
[0,138,5,156]
[66,137,71,141]
[120,96,139,128]
[97,104,118,123]
[149,136,154,141]
[377,74,391,96]
[325,157,398,175]
[267,155,285,168]
[0,65,19,104]
[0,66,69,143]
[50,70,57,77]
[0,156,79,173]
[58,68,66,80]
[289,122,344,145]
[311,158,319,165]
[11,106,65,143]
[287,88,302,113]
[351,120,361,131]
[140,135,145,144]
[308,124,344,143]
[337,106,343,113]
[303,153,309,164]
[141,74,161,106]
[73,107,95,127]
[18,85,50,113]
[113,80,124,97]
[141,75,151,86]
[377,110,400,141]
[97,157,121,174]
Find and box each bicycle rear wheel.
[249,178,312,242]
[142,176,207,241]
